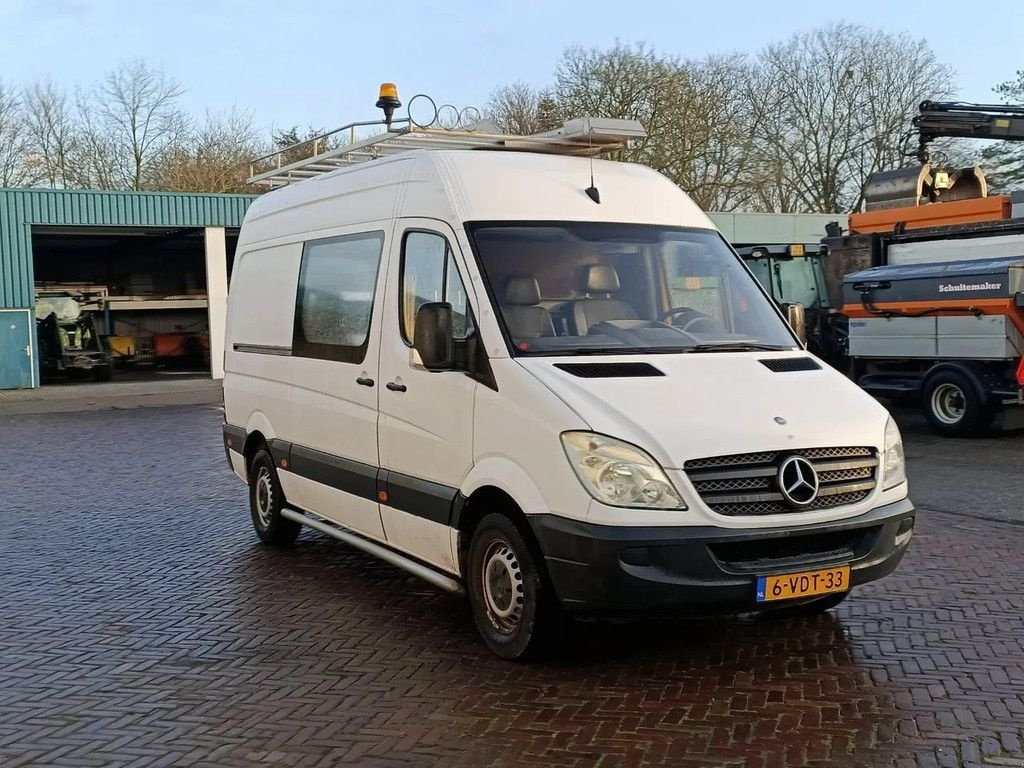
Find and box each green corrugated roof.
[0,188,256,308]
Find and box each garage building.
[0,188,253,389]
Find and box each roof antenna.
[585,123,600,204]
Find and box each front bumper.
[529,497,915,614]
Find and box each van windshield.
[467,222,799,356]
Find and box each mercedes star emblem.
[777,455,819,507]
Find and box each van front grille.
[684,447,878,516]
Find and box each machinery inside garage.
[31,226,237,382]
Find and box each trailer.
[840,257,1024,436]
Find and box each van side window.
[401,231,474,344]
[293,231,384,363]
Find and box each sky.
[1,0,1021,137]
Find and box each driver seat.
[573,265,639,334]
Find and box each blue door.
[0,310,34,389]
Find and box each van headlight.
[561,432,686,509]
[882,417,906,490]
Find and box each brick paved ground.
[1,406,1022,768]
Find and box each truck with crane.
[746,101,1024,436]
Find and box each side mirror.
[784,302,807,346]
[413,302,454,371]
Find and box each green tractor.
[35,292,114,382]
[735,243,849,367]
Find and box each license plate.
[756,566,850,603]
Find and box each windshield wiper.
[686,342,793,353]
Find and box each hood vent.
[554,362,665,378]
[759,357,821,372]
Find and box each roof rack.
[248,114,647,189]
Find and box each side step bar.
[281,507,465,595]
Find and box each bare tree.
[0,80,34,187]
[980,70,1024,192]
[24,79,82,188]
[485,81,561,134]
[648,55,760,211]
[746,24,953,213]
[267,125,346,168]
[93,60,188,190]
[554,42,671,127]
[548,43,759,210]
[75,87,118,190]
[152,109,264,193]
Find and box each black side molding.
[226,428,463,527]
[223,423,246,466]
[382,471,459,526]
[267,439,293,471]
[288,445,378,502]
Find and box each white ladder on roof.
[248,117,647,189]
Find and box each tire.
[466,513,564,661]
[922,370,994,437]
[763,589,850,619]
[93,362,114,382]
[248,449,301,546]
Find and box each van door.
[285,229,388,541]
[376,222,478,573]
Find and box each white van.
[223,129,914,659]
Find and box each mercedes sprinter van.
[223,142,914,659]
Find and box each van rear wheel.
[467,513,564,661]
[248,450,301,546]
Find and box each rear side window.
[293,231,384,363]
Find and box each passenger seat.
[501,277,555,339]
[573,265,639,334]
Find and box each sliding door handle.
[385,381,407,392]
[356,376,375,387]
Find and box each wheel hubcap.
[481,539,525,634]
[931,383,966,425]
[254,468,274,528]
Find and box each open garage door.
[31,226,236,384]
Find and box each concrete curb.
[0,380,223,415]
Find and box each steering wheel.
[658,307,721,333]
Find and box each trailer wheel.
[922,370,994,437]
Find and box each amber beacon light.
[376,83,401,130]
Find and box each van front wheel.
[248,450,301,546]
[467,513,563,661]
